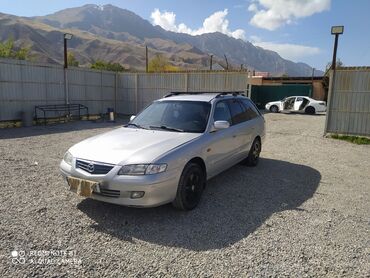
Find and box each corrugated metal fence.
[325,68,370,136]
[0,59,250,121]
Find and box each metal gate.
[250,84,312,109]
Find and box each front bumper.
[60,160,180,207]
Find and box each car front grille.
[76,159,114,175]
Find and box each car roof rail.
[164,91,246,98]
[164,91,216,98]
[214,91,246,98]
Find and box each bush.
[0,39,29,60]
[148,54,180,72]
[91,60,125,72]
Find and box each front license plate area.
[67,177,99,197]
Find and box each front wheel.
[270,105,279,113]
[172,163,205,211]
[242,138,261,167]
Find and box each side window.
[227,99,247,125]
[213,101,232,124]
[296,97,304,102]
[240,99,259,120]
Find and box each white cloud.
[250,37,320,61]
[248,0,331,31]
[150,9,246,40]
[150,9,178,32]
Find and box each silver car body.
[60,93,265,207]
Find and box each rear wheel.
[305,106,316,115]
[172,162,205,211]
[270,105,279,113]
[242,138,261,167]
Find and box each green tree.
[0,39,29,60]
[326,58,344,71]
[0,39,13,58]
[67,52,79,67]
[148,54,179,72]
[91,60,125,72]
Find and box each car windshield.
[129,100,211,133]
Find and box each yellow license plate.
[67,176,99,198]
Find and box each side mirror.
[214,120,230,130]
[130,115,136,121]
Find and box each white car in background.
[265,96,326,115]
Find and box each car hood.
[69,127,201,165]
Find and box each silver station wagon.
[60,92,265,210]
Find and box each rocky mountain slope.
[0,4,321,75]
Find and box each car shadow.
[77,158,321,251]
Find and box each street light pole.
[63,33,73,69]
[325,26,344,134]
[63,33,73,105]
[64,38,68,69]
[330,26,344,70]
[331,35,339,70]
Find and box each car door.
[294,97,304,111]
[206,100,238,177]
[239,98,262,155]
[283,97,296,111]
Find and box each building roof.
[262,76,324,81]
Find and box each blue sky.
[1,0,369,71]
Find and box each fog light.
[130,191,145,199]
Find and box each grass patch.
[331,134,370,145]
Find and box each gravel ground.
[0,113,369,277]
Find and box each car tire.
[305,106,316,115]
[270,105,279,113]
[242,138,261,167]
[172,162,205,211]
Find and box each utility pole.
[209,54,213,71]
[311,67,315,84]
[224,54,229,71]
[145,45,149,73]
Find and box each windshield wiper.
[149,125,184,132]
[125,123,147,129]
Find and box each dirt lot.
[0,113,369,277]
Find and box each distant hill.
[0,4,323,76]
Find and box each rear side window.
[214,101,232,124]
[227,99,247,125]
[240,99,260,120]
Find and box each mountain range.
[0,4,323,76]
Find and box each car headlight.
[63,151,73,166]
[118,164,167,175]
